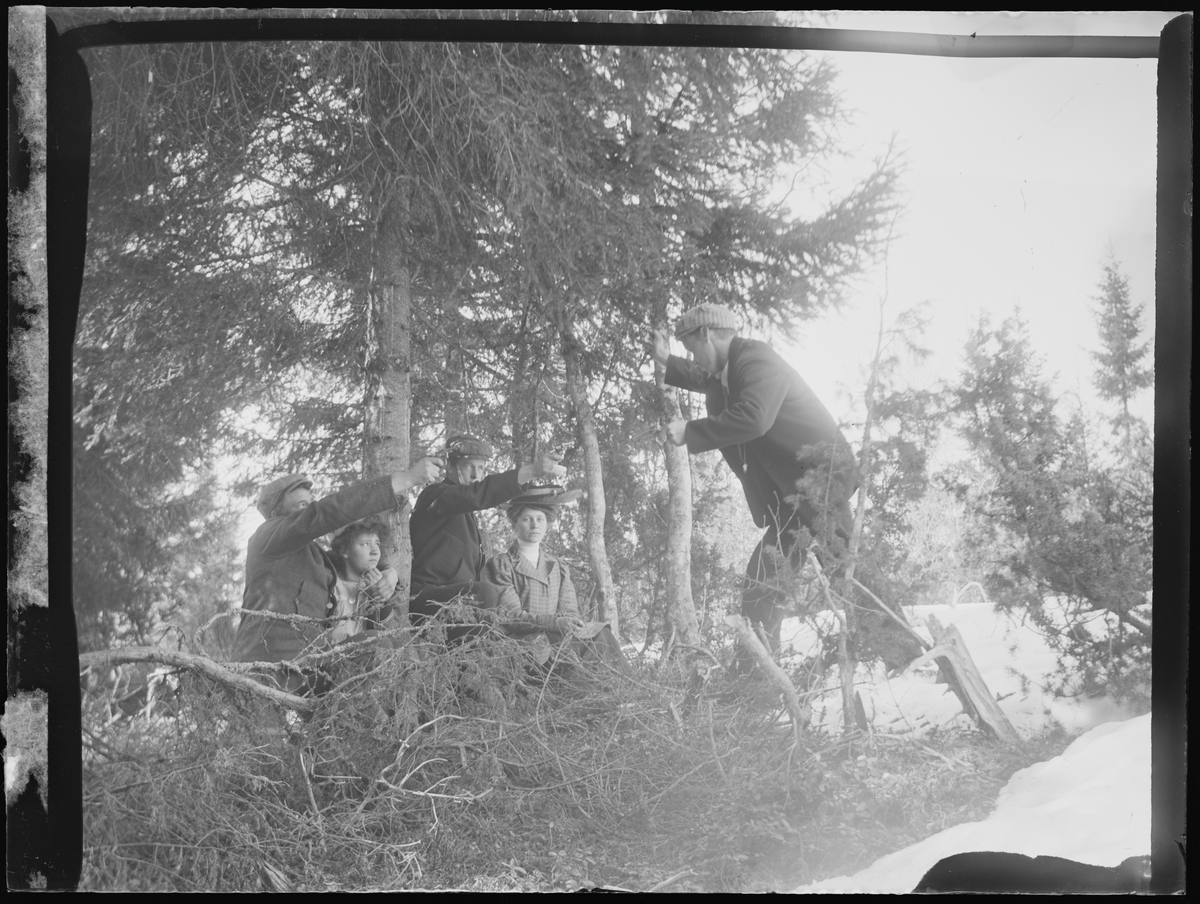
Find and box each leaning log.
[724,614,810,745]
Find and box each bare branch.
[79,647,315,712]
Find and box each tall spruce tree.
[1091,256,1152,453]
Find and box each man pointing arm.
[653,304,859,673]
[409,434,567,637]
[233,456,445,691]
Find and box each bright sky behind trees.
[776,11,1175,437]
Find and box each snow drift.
[792,712,1150,893]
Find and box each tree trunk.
[364,194,414,614]
[914,616,1024,747]
[507,354,534,469]
[656,367,700,649]
[836,297,884,733]
[559,321,619,638]
[444,344,469,438]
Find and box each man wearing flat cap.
[232,457,444,687]
[651,303,860,672]
[409,434,568,627]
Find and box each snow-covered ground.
[780,602,1151,893]
[793,712,1151,893]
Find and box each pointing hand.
[410,456,445,485]
[649,328,672,367]
[663,420,687,447]
[533,451,566,481]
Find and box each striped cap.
[674,303,739,338]
[445,434,494,461]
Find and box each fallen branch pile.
[79,613,1039,892]
[81,622,819,891]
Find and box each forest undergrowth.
[80,622,1075,893]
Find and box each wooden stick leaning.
[907,615,1023,748]
[849,576,930,652]
[814,557,1022,746]
[723,614,810,746]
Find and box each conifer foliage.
[948,297,1151,703]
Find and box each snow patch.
[792,713,1150,893]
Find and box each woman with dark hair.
[408,434,567,624]
[486,487,628,673]
[326,519,395,645]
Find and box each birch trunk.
[560,322,619,637]
[656,367,700,648]
[363,195,414,612]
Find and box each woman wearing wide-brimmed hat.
[485,486,628,673]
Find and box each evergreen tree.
[950,312,1151,703]
[1091,256,1152,450]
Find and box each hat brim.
[507,488,583,508]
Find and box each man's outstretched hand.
[649,328,672,367]
[663,419,687,447]
[392,456,445,495]
[519,450,567,485]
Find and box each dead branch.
[723,614,810,745]
[849,577,930,652]
[647,869,694,892]
[79,647,316,713]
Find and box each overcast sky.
[775,11,1177,440]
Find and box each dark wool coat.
[232,476,402,663]
[409,469,525,593]
[665,336,856,529]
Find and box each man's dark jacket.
[232,476,401,663]
[409,469,525,593]
[665,336,855,529]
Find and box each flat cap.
[445,434,494,461]
[256,473,312,519]
[674,303,739,338]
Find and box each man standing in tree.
[233,457,445,690]
[409,434,568,624]
[651,304,859,674]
